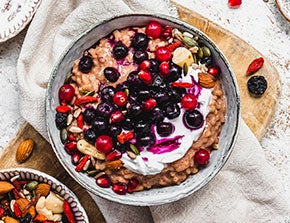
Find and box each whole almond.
[105,160,123,170]
[0,181,14,196]
[16,198,36,218]
[16,139,34,163]
[198,72,216,88]
[3,216,19,223]
[35,183,51,197]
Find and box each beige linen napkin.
[17,0,290,222]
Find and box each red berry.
[138,70,153,84]
[139,60,151,71]
[71,152,82,165]
[58,84,75,102]
[106,150,122,161]
[96,174,111,188]
[208,66,220,77]
[110,110,125,123]
[64,141,77,155]
[159,61,170,77]
[127,178,139,193]
[113,91,128,107]
[155,47,171,62]
[143,98,157,111]
[228,0,242,8]
[112,182,127,195]
[194,149,210,165]
[161,26,172,40]
[145,21,162,39]
[181,94,198,110]
[95,135,113,154]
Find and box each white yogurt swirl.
[121,68,213,175]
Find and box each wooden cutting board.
[0,3,281,222]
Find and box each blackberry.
[247,75,267,96]
[55,112,68,130]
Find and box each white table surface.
[0,0,289,201]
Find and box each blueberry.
[79,56,93,73]
[167,89,182,103]
[154,91,169,104]
[167,62,182,82]
[136,133,156,147]
[83,107,98,124]
[150,107,165,124]
[164,103,180,119]
[84,128,98,144]
[55,112,67,130]
[129,103,142,116]
[113,41,128,60]
[134,120,151,134]
[157,122,174,137]
[247,75,267,96]
[92,117,108,133]
[114,141,129,153]
[109,124,122,137]
[149,59,160,73]
[122,117,134,130]
[104,67,120,83]
[183,110,204,129]
[133,50,148,64]
[96,102,113,117]
[151,75,167,89]
[127,71,142,86]
[100,86,115,101]
[200,56,213,67]
[116,81,130,91]
[137,89,151,101]
[131,33,149,50]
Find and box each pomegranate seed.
[228,0,242,8]
[106,150,122,161]
[194,149,210,165]
[113,91,128,107]
[58,84,75,102]
[64,141,77,155]
[155,47,171,62]
[181,94,198,110]
[145,21,162,39]
[127,178,139,193]
[143,98,157,111]
[95,135,113,154]
[139,60,151,71]
[208,66,220,77]
[138,70,153,84]
[112,182,127,195]
[161,26,172,40]
[159,61,170,77]
[96,174,111,188]
[110,110,125,123]
[71,152,82,165]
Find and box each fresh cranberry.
[143,98,157,111]
[139,60,151,71]
[71,152,82,165]
[64,141,77,155]
[106,150,122,161]
[96,174,111,188]
[58,84,75,102]
[208,66,220,77]
[181,94,198,110]
[95,135,113,154]
[113,91,128,107]
[110,110,125,123]
[159,61,170,77]
[138,70,153,84]
[127,178,139,193]
[228,0,242,8]
[194,149,210,165]
[161,26,172,40]
[112,182,127,195]
[155,47,171,62]
[145,21,162,39]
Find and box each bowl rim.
[0,167,89,222]
[45,13,241,206]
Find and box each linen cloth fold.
[17,0,290,222]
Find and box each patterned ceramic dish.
[0,0,41,43]
[46,14,241,206]
[0,168,89,222]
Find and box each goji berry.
[56,105,71,113]
[77,114,84,129]
[246,57,264,75]
[167,41,182,52]
[117,131,134,144]
[171,82,194,88]
[75,155,90,172]
[63,200,76,223]
[13,202,21,218]
[74,96,98,106]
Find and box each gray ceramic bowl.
[46,14,240,206]
[0,168,89,222]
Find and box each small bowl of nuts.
[0,168,89,223]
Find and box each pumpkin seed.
[60,128,68,144]
[87,170,99,177]
[182,36,198,47]
[125,89,129,96]
[85,90,95,96]
[197,48,204,58]
[183,63,189,75]
[26,181,38,191]
[202,46,211,57]
[129,144,139,155]
[64,74,72,84]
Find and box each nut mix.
[0,178,76,223]
[55,21,226,195]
